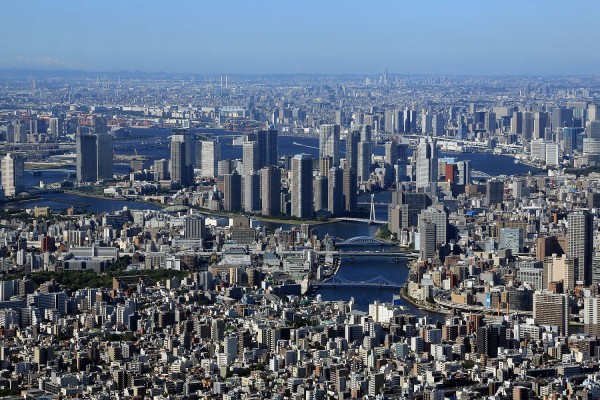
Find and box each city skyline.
[4,27,600,397]
[2,1,600,75]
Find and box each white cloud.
[0,55,84,69]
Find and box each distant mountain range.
[0,68,195,79]
[0,68,594,81]
[0,68,384,80]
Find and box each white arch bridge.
[332,236,417,257]
[338,236,389,246]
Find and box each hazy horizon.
[3,0,600,76]
[2,68,600,79]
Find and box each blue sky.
[1,0,598,75]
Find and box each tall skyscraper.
[421,113,432,135]
[545,253,576,291]
[223,171,242,212]
[243,141,259,175]
[562,127,579,155]
[256,130,268,168]
[384,141,398,166]
[313,175,328,212]
[545,142,560,167]
[76,132,98,182]
[257,129,278,168]
[333,110,344,126]
[473,111,485,130]
[533,111,548,140]
[419,219,437,261]
[359,124,372,144]
[588,121,600,140]
[328,167,344,217]
[243,173,261,212]
[171,133,193,186]
[511,111,523,134]
[394,110,404,133]
[96,133,113,180]
[485,179,505,206]
[588,103,599,122]
[533,291,569,336]
[217,160,232,176]
[319,156,333,177]
[198,139,221,178]
[388,191,433,235]
[354,112,364,126]
[184,216,205,239]
[9,120,27,143]
[419,204,448,247]
[415,137,438,192]
[592,252,600,285]
[346,130,360,174]
[392,143,409,184]
[1,153,24,197]
[260,166,281,216]
[319,124,340,166]
[291,154,313,219]
[522,111,534,140]
[484,111,496,133]
[404,109,417,133]
[266,129,279,167]
[584,296,600,336]
[91,116,108,134]
[384,110,395,134]
[29,116,38,135]
[48,117,63,138]
[476,324,507,358]
[456,161,471,185]
[172,129,194,168]
[343,168,357,212]
[357,141,371,182]
[568,210,594,285]
[551,106,573,131]
[432,113,445,136]
[153,159,169,181]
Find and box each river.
[7,192,162,213]
[16,128,540,320]
[315,256,443,321]
[112,127,540,175]
[26,127,539,191]
[256,219,442,319]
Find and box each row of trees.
[16,256,190,292]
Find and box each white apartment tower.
[1,153,24,197]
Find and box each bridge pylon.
[369,193,376,224]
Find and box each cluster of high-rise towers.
[75,116,114,183]
[72,115,445,220]
[162,124,437,220]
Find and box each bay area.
[13,129,540,319]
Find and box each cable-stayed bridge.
[337,217,387,224]
[337,193,386,224]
